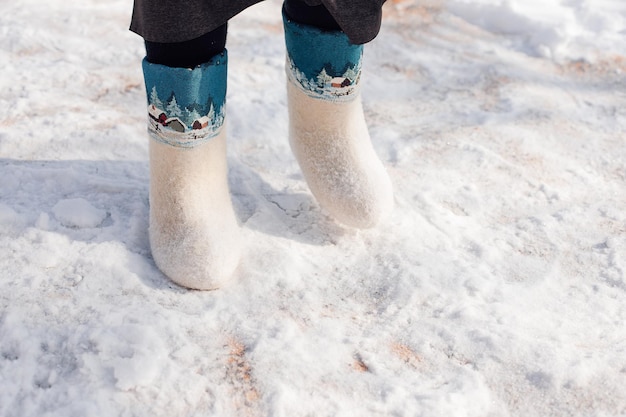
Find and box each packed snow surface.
[1,0,625,416]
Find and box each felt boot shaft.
[142,52,227,148]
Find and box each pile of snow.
[52,198,107,229]
[446,0,626,60]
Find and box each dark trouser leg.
[144,23,228,69]
[283,0,341,32]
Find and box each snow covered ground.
[1,0,625,415]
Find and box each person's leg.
[140,24,241,290]
[144,24,227,68]
[283,0,340,32]
[282,0,393,228]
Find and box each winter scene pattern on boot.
[283,14,363,102]
[142,52,227,148]
[286,56,362,102]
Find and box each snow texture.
[0,0,625,416]
[52,198,107,229]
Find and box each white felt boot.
[283,14,393,228]
[286,78,393,229]
[142,52,240,289]
[149,128,241,290]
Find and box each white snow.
[446,0,626,60]
[1,0,625,416]
[52,198,107,229]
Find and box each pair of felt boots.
[143,16,393,289]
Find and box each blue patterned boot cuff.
[142,51,227,148]
[283,12,363,102]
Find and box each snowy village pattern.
[146,86,225,148]
[286,56,362,102]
